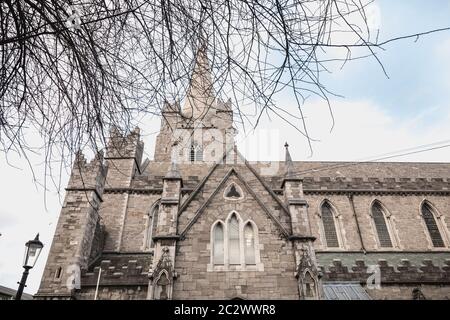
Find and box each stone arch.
[154,270,171,300]
[301,270,318,300]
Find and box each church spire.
[182,39,215,119]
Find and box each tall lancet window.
[371,202,393,248]
[190,142,203,162]
[321,202,340,248]
[145,201,160,249]
[228,214,240,265]
[244,223,256,265]
[213,223,224,264]
[421,202,445,247]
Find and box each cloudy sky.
[1,0,450,295]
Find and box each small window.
[228,214,240,265]
[226,185,241,198]
[190,143,203,162]
[55,266,62,279]
[321,202,339,248]
[223,183,244,200]
[421,203,445,247]
[372,202,393,248]
[244,223,256,265]
[213,223,224,265]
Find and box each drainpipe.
[348,194,366,254]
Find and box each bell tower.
[154,43,235,164]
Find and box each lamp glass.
[23,235,44,268]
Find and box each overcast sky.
[1,0,450,295]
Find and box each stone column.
[282,143,323,300]
[148,162,182,300]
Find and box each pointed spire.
[284,142,294,178]
[182,38,215,119]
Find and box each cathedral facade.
[36,49,450,300]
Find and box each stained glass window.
[321,202,339,248]
[371,202,393,248]
[421,203,445,247]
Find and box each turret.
[35,152,107,299]
[153,43,235,164]
[105,127,144,188]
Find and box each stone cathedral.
[36,48,450,300]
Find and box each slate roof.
[132,160,450,193]
[323,282,371,300]
[0,285,34,300]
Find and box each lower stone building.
[35,47,450,300]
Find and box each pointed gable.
[177,159,292,240]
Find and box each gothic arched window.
[145,200,160,249]
[190,143,203,162]
[209,212,262,270]
[213,222,224,264]
[321,202,340,248]
[371,202,393,248]
[244,223,256,265]
[421,202,445,247]
[228,214,240,265]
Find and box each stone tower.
[154,45,235,164]
[36,152,107,299]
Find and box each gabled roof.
[0,285,33,300]
[178,167,290,239]
[177,144,292,239]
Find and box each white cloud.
[238,98,450,162]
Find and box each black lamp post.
[15,234,44,300]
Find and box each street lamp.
[15,234,44,300]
